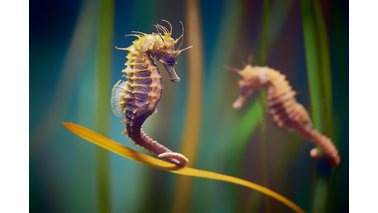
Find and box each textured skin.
[112,23,191,166]
[231,65,340,166]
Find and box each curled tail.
[125,116,188,166]
[140,128,188,166]
[295,125,340,166]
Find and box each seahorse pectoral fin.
[158,152,189,166]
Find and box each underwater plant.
[111,21,192,166]
[228,60,340,166]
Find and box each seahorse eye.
[165,56,176,66]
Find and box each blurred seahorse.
[111,20,192,166]
[228,61,340,166]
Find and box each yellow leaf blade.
[63,122,305,213]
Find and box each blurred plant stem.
[313,0,333,136]
[300,0,323,133]
[327,2,348,211]
[258,0,270,65]
[256,0,270,212]
[172,0,203,212]
[230,102,264,172]
[312,178,328,213]
[32,0,95,154]
[301,1,333,213]
[200,0,245,168]
[95,0,114,212]
[267,0,293,50]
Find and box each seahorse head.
[228,65,268,109]
[148,20,193,82]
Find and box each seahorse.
[228,62,340,166]
[111,20,192,166]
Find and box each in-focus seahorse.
[228,61,340,166]
[111,20,192,166]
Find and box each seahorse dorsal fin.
[111,80,127,117]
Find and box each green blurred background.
[30,0,348,212]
